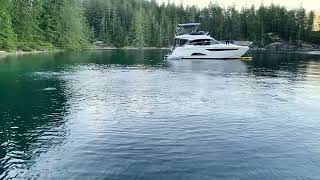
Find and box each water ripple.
[1,51,320,180]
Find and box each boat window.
[179,39,188,46]
[174,39,188,47]
[190,39,221,46]
[210,39,220,45]
[190,39,211,46]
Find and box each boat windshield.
[190,39,221,46]
[174,38,188,47]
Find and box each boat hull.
[166,44,249,60]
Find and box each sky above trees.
[157,0,320,11]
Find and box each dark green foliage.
[11,0,43,46]
[310,32,320,44]
[0,0,319,51]
[0,0,17,51]
[0,0,89,51]
[84,1,319,47]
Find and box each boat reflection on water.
[1,50,320,180]
[166,58,248,75]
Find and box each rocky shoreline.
[0,50,54,58]
[261,41,320,51]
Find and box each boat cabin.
[173,23,221,48]
[173,35,221,48]
[167,22,250,60]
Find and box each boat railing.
[220,40,253,47]
[176,23,201,35]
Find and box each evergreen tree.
[131,6,147,47]
[0,0,16,50]
[0,0,319,51]
[12,0,44,50]
[41,0,88,49]
[306,11,315,41]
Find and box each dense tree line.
[0,0,89,51]
[85,0,317,47]
[0,0,319,51]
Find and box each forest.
[0,0,319,51]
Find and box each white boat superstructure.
[166,23,250,60]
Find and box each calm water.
[1,50,320,180]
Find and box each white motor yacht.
[166,23,250,60]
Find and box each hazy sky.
[157,0,320,11]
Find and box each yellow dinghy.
[240,56,252,61]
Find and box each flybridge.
[175,23,205,35]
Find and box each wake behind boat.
[166,23,250,60]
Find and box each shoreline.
[0,47,170,58]
[92,47,171,50]
[1,47,320,59]
[0,50,60,58]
